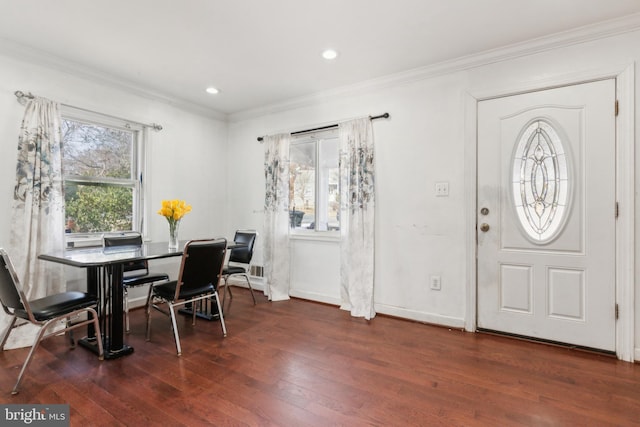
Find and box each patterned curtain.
[263,133,291,301]
[338,118,376,320]
[1,97,66,349]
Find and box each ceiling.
[1,0,640,117]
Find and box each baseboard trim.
[375,304,466,329]
[288,289,341,306]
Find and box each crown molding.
[3,11,640,125]
[0,37,228,122]
[228,12,640,123]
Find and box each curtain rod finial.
[14,91,35,104]
[369,112,389,120]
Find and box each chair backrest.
[103,233,143,247]
[175,238,227,300]
[229,230,257,265]
[103,232,147,274]
[0,249,28,318]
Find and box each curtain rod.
[257,112,390,142]
[14,90,163,132]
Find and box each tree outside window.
[61,115,140,234]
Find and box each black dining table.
[39,241,185,359]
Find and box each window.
[289,133,340,232]
[61,109,142,240]
[511,119,570,243]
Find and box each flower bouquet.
[158,199,192,249]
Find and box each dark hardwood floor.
[1,288,639,426]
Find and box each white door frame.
[464,64,635,361]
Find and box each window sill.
[289,231,340,243]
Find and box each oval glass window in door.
[511,119,570,243]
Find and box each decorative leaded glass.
[512,119,570,242]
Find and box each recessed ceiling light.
[322,49,338,60]
[205,87,219,94]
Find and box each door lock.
[480,207,489,215]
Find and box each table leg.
[79,264,134,359]
[86,266,99,338]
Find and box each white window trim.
[289,231,340,242]
[289,130,340,236]
[61,106,145,248]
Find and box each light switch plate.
[430,275,442,290]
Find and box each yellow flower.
[157,199,192,224]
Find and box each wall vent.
[250,265,264,277]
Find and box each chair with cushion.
[145,238,227,355]
[221,230,257,308]
[0,248,104,394]
[103,232,170,333]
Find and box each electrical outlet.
[435,182,449,197]
[430,275,441,291]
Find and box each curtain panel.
[1,97,66,349]
[338,118,376,320]
[263,133,291,301]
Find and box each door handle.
[480,223,490,232]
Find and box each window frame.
[289,130,340,238]
[61,106,145,247]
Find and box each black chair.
[221,230,257,307]
[0,248,104,394]
[103,233,170,333]
[145,238,227,355]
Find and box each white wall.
[227,29,640,350]
[0,52,229,290]
[227,71,470,326]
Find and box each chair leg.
[87,308,104,360]
[11,308,104,395]
[124,286,131,334]
[66,318,76,348]
[12,321,50,395]
[168,304,182,356]
[0,315,17,351]
[192,300,197,326]
[145,286,154,342]
[213,291,227,337]
[221,276,232,310]
[225,277,234,301]
[243,274,257,305]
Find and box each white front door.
[477,79,616,351]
